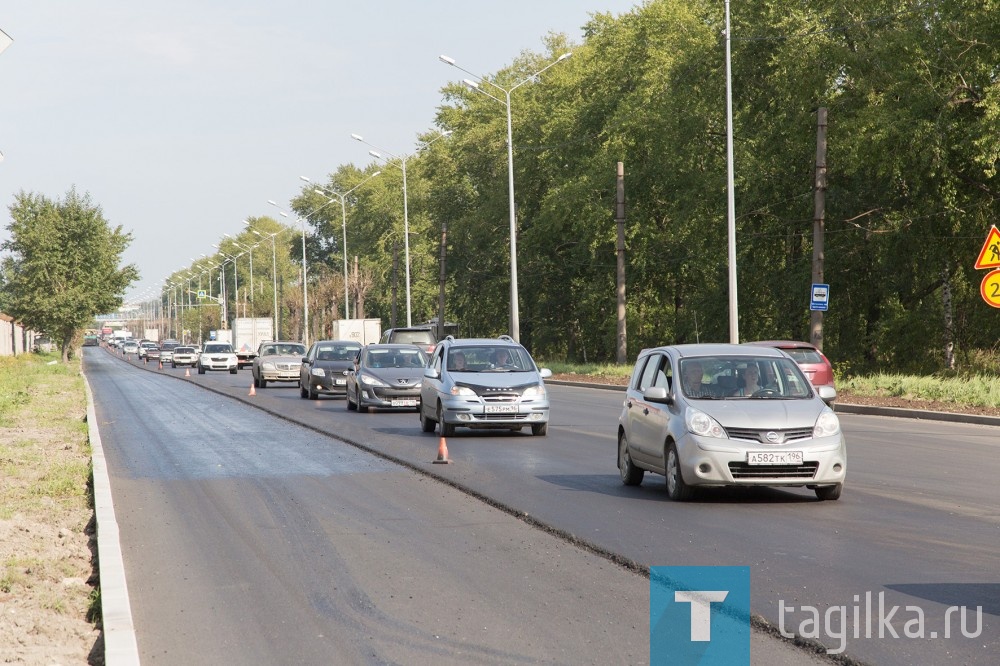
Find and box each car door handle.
[643,407,649,415]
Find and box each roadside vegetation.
[0,351,100,664]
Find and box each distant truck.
[330,318,382,346]
[232,317,274,368]
[144,328,160,343]
[211,329,233,345]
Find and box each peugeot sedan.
[617,344,845,501]
[299,340,362,399]
[346,344,427,412]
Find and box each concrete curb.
[545,379,1000,427]
[83,371,141,665]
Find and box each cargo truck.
[330,319,382,346]
[232,317,274,368]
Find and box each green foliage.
[0,188,138,359]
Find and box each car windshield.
[447,346,533,372]
[175,347,195,353]
[363,347,428,369]
[205,344,233,353]
[678,356,812,400]
[315,344,361,361]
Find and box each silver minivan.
[617,344,846,501]
[419,336,552,436]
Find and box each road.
[84,347,998,664]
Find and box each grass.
[544,361,1000,408]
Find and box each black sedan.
[346,344,428,413]
[299,340,363,400]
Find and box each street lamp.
[268,195,342,346]
[224,234,255,319]
[440,51,571,342]
[213,246,243,326]
[244,221,281,339]
[350,131,450,327]
[299,170,382,319]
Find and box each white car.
[197,342,238,374]
[122,340,140,356]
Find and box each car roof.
[364,343,424,351]
[313,339,362,346]
[640,343,787,359]
[443,336,521,348]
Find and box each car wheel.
[346,387,357,411]
[308,385,318,400]
[531,422,547,437]
[357,398,369,414]
[230,368,238,374]
[171,362,177,368]
[618,432,644,486]
[815,483,843,501]
[259,378,267,388]
[665,442,693,501]
[419,401,436,432]
[438,403,455,437]
[198,365,205,375]
[253,375,260,388]
[300,383,309,398]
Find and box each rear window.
[782,348,824,364]
[390,330,436,345]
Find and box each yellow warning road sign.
[980,270,1000,308]
[974,226,1000,269]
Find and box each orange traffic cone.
[158,360,163,370]
[249,382,256,396]
[184,368,191,377]
[432,436,452,464]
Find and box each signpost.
[810,283,829,312]
[974,226,1000,307]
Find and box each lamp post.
[245,222,280,340]
[213,246,242,324]
[268,196,341,346]
[299,170,382,320]
[440,52,571,342]
[350,132,449,327]
[224,234,255,319]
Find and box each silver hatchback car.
[617,344,845,501]
[419,336,552,436]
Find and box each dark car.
[346,344,428,413]
[380,326,437,354]
[745,340,836,399]
[299,340,363,400]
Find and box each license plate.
[335,379,346,385]
[391,398,417,407]
[485,404,517,414]
[747,451,804,465]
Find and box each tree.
[0,188,138,361]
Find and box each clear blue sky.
[0,1,640,304]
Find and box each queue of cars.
[104,330,846,501]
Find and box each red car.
[744,340,836,392]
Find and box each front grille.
[276,362,298,371]
[478,413,530,421]
[725,427,814,444]
[728,462,819,479]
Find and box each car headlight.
[522,384,545,398]
[262,362,276,371]
[450,385,476,396]
[813,408,841,437]
[685,407,727,439]
[311,367,326,377]
[360,374,386,387]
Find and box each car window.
[680,356,812,399]
[781,348,824,364]
[205,344,232,353]
[278,344,305,356]
[446,346,531,372]
[391,330,435,344]
[638,355,661,391]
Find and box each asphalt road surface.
[84,347,998,664]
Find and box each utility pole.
[810,107,828,350]
[438,222,448,341]
[615,162,627,365]
[391,242,399,328]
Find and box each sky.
[1,0,641,304]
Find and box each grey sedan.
[299,340,362,399]
[617,344,845,501]
[346,344,428,413]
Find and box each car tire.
[665,442,693,501]
[259,378,267,388]
[171,362,177,368]
[419,401,436,433]
[198,365,205,375]
[357,399,369,414]
[346,388,357,411]
[618,432,644,486]
[300,384,308,398]
[308,385,318,400]
[531,422,547,437]
[230,368,237,374]
[253,376,260,388]
[438,403,455,437]
[814,483,842,501]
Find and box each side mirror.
[539,368,552,379]
[817,385,837,405]
[302,358,309,364]
[423,367,440,379]
[643,386,673,404]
